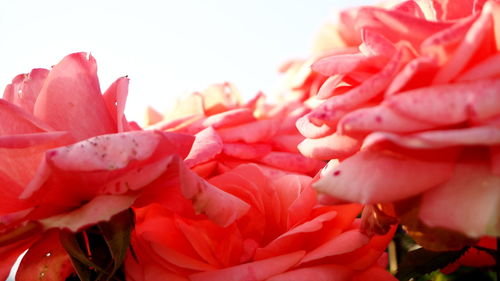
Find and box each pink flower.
[126,164,396,281]
[147,83,325,178]
[0,53,194,279]
[295,0,500,243]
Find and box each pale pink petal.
[296,114,336,139]
[185,127,223,168]
[298,133,361,160]
[316,75,346,100]
[223,143,272,160]
[387,79,500,125]
[202,108,256,129]
[433,4,493,84]
[385,56,437,96]
[311,54,385,76]
[338,105,436,135]
[301,230,370,263]
[33,52,115,141]
[457,53,500,81]
[359,28,396,58]
[267,264,353,281]
[313,151,454,203]
[2,68,49,113]
[189,251,305,281]
[39,195,135,232]
[420,162,500,238]
[218,119,279,143]
[309,49,405,126]
[103,76,130,132]
[259,151,325,175]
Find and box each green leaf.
[396,247,469,280]
[98,209,135,280]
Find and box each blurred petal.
[298,133,361,160]
[420,162,500,237]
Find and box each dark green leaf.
[396,247,469,280]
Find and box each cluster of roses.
[0,0,498,280]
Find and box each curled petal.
[185,127,223,168]
[2,68,49,114]
[298,133,361,160]
[103,76,130,132]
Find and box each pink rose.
[0,53,194,279]
[147,83,325,178]
[295,0,500,244]
[126,164,396,281]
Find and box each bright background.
[2,0,377,279]
[0,0,372,124]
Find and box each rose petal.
[33,52,115,141]
[432,3,493,84]
[313,151,454,203]
[387,79,500,125]
[457,53,500,81]
[267,264,353,281]
[202,108,256,129]
[185,127,223,168]
[3,68,49,114]
[223,143,272,160]
[311,54,385,76]
[301,230,370,263]
[338,104,435,135]
[103,76,130,132]
[39,195,136,232]
[385,56,437,96]
[0,99,54,134]
[359,28,396,58]
[217,119,279,143]
[259,151,325,175]
[419,162,500,238]
[298,133,361,160]
[189,251,305,281]
[296,114,336,139]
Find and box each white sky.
[0,0,373,123]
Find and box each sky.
[0,0,373,124]
[2,0,379,278]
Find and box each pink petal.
[202,108,256,129]
[2,68,49,113]
[457,53,500,81]
[431,0,475,20]
[298,133,361,160]
[259,151,325,175]
[387,79,500,125]
[311,54,385,76]
[313,151,454,203]
[420,162,500,238]
[301,230,370,263]
[177,160,250,227]
[33,52,115,141]
[385,56,437,96]
[352,266,397,281]
[255,211,337,260]
[0,99,54,134]
[0,237,37,281]
[432,4,493,84]
[275,174,316,228]
[271,134,303,153]
[309,49,405,126]
[103,76,130,132]
[189,251,305,281]
[39,195,135,232]
[222,143,272,160]
[338,105,436,135]
[296,114,336,139]
[267,265,353,281]
[316,75,346,100]
[185,127,223,168]
[359,28,396,58]
[391,0,426,18]
[218,119,279,143]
